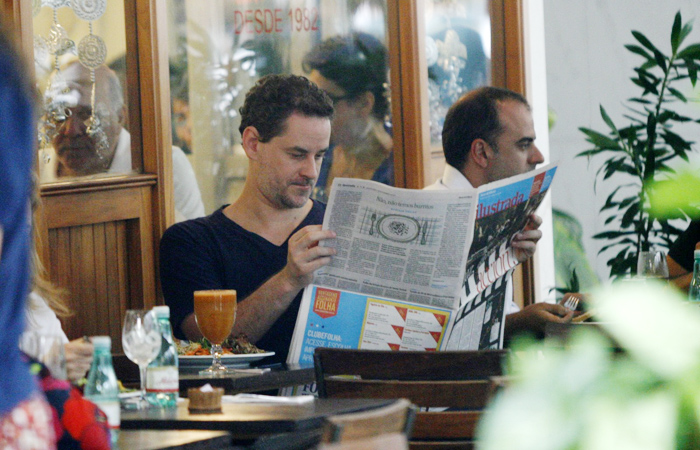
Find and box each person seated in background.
[304,32,393,202]
[160,74,336,362]
[26,241,93,384]
[0,16,55,447]
[667,219,700,292]
[41,61,205,222]
[426,86,574,340]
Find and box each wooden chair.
[314,349,507,450]
[322,398,416,444]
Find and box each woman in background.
[25,245,93,384]
[0,15,56,449]
[304,32,393,202]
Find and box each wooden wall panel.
[48,220,131,353]
[40,180,156,353]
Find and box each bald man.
[42,61,204,221]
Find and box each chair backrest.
[317,432,409,450]
[323,398,416,443]
[314,349,507,449]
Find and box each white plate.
[178,352,275,370]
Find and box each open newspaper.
[287,163,557,370]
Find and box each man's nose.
[61,114,86,137]
[300,155,319,180]
[529,145,545,165]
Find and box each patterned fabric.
[27,357,112,450]
[0,395,55,450]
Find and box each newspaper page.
[313,179,477,311]
[444,163,558,350]
[285,164,558,394]
[287,285,453,366]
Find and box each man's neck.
[461,164,486,189]
[223,189,313,246]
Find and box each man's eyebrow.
[516,136,535,145]
[288,146,329,154]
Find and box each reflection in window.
[33,0,133,182]
[166,0,391,214]
[425,0,491,144]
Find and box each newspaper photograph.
[314,179,477,311]
[464,163,558,301]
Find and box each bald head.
[48,62,125,176]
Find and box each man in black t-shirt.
[667,219,700,293]
[160,75,336,361]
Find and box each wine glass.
[194,290,237,377]
[637,250,670,280]
[122,309,162,409]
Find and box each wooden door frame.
[5,0,174,310]
[386,0,534,305]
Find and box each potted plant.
[577,11,700,278]
[477,281,700,449]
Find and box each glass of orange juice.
[193,289,237,376]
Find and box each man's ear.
[470,139,491,169]
[241,126,261,160]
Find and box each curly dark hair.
[442,86,529,171]
[238,74,333,142]
[302,32,389,121]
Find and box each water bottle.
[688,250,700,303]
[146,305,179,407]
[84,336,120,444]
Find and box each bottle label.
[146,366,179,392]
[93,400,120,428]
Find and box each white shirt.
[425,165,520,314]
[41,129,205,222]
[25,291,69,343]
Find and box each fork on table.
[562,295,580,312]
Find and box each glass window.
[166,0,392,214]
[425,0,491,145]
[33,0,133,183]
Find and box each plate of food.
[176,334,274,370]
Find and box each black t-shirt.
[160,201,326,362]
[668,219,700,272]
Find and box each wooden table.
[178,363,315,396]
[121,398,396,440]
[116,430,232,450]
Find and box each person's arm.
[504,302,573,341]
[511,213,542,263]
[179,225,336,343]
[667,253,692,293]
[64,338,93,383]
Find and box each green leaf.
[580,128,622,150]
[671,12,682,54]
[599,105,618,133]
[677,43,700,59]
[649,171,700,218]
[625,44,653,61]
[593,230,636,240]
[667,86,688,102]
[621,202,640,228]
[632,30,660,54]
[653,49,667,72]
[661,130,692,151]
[679,21,693,44]
[685,58,698,86]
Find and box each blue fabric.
[0,50,37,415]
[160,201,326,362]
